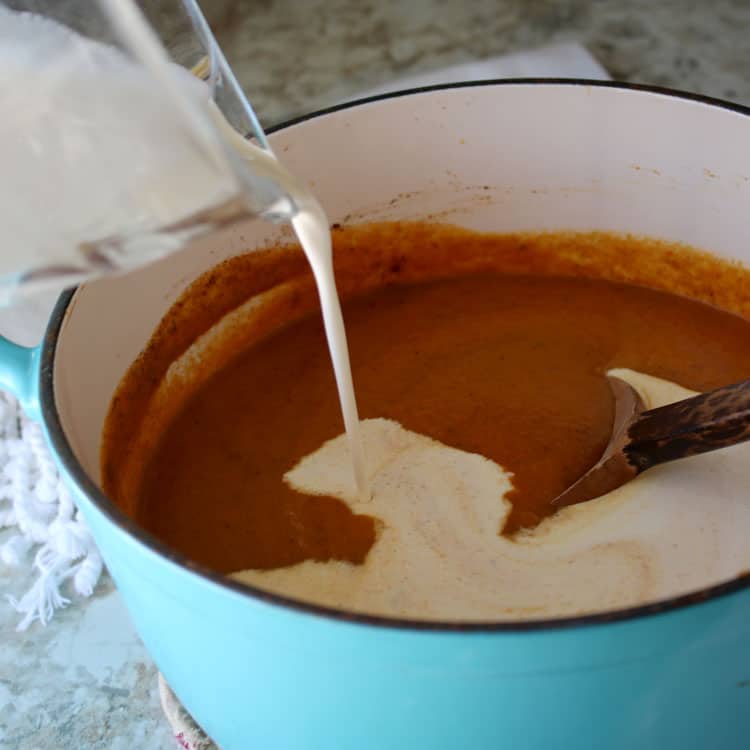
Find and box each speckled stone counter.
[0,561,171,750]
[2,1,750,748]
[213,0,750,126]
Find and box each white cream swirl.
[233,369,750,621]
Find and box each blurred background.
[199,0,750,124]
[14,0,750,122]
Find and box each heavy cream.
[1,8,369,500]
[0,8,239,283]
[233,368,750,620]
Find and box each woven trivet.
[158,674,218,750]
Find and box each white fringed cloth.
[0,390,103,630]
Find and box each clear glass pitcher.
[0,0,295,309]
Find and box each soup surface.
[102,223,750,617]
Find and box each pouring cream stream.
[0,7,370,502]
[213,114,371,503]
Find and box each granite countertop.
[2,1,750,748]
[214,0,750,126]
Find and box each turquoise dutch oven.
[2,82,750,749]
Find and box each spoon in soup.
[550,376,750,508]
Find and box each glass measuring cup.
[0,0,294,308]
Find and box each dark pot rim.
[40,79,750,633]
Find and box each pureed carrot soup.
[102,222,750,620]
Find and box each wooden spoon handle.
[625,379,750,471]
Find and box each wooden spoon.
[550,376,750,508]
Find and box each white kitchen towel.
[356,42,609,99]
[1,42,607,631]
[0,391,103,630]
